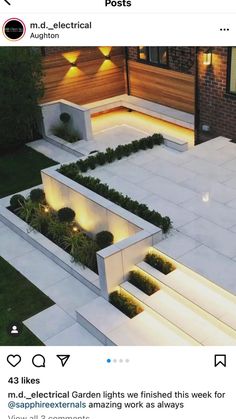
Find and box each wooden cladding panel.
[128,61,195,114]
[42,47,126,105]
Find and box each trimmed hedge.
[61,133,164,174]
[129,270,159,296]
[57,171,172,233]
[109,290,143,318]
[145,252,175,275]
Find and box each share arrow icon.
[57,355,70,367]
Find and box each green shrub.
[29,206,52,234]
[86,156,97,170]
[47,220,71,247]
[60,112,71,123]
[131,140,140,152]
[105,147,116,163]
[51,123,80,143]
[96,231,114,249]
[161,216,172,233]
[30,188,45,203]
[18,199,38,223]
[109,290,143,318]
[0,48,44,152]
[58,207,75,223]
[129,270,159,296]
[96,152,106,165]
[152,133,164,145]
[63,233,98,272]
[145,252,175,275]
[63,232,86,254]
[10,194,26,211]
[73,238,98,273]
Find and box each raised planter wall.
[41,99,93,140]
[41,166,162,297]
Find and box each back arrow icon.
[4,0,11,5]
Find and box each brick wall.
[197,47,236,143]
[128,47,195,75]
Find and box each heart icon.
[7,354,21,367]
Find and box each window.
[228,47,236,94]
[138,47,168,67]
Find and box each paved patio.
[84,136,236,295]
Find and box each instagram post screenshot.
[0,1,235,418]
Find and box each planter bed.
[128,270,159,296]
[8,189,116,277]
[0,204,100,294]
[58,175,172,234]
[109,289,143,319]
[145,251,176,274]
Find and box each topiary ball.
[30,188,45,203]
[96,230,114,249]
[10,194,26,211]
[58,207,75,223]
[60,112,71,124]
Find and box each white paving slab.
[181,174,236,204]
[181,196,236,229]
[144,194,198,228]
[179,245,236,293]
[28,139,78,163]
[155,231,200,258]
[140,175,197,204]
[11,250,69,290]
[45,323,103,346]
[24,305,76,341]
[146,158,196,183]
[103,175,151,201]
[0,227,35,262]
[104,160,152,184]
[182,157,234,183]
[44,276,98,320]
[179,217,236,258]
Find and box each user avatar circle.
[3,18,26,41]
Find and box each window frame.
[227,47,236,96]
[137,47,169,68]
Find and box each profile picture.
[3,18,26,41]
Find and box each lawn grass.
[0,146,58,199]
[0,256,54,346]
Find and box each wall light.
[203,49,212,66]
[99,46,112,58]
[62,51,80,67]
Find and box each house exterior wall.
[127,47,195,114]
[197,47,236,143]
